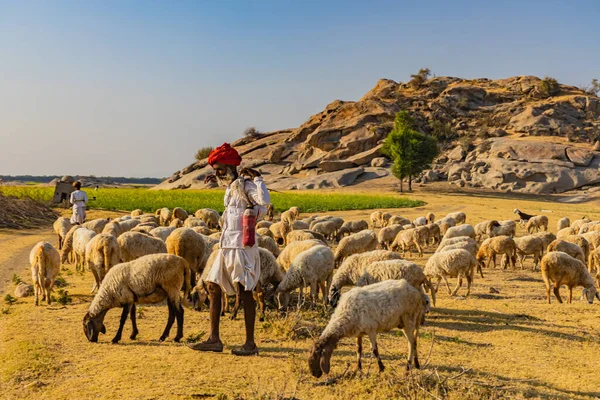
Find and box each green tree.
[382,111,439,192]
[409,68,432,88]
[538,77,560,98]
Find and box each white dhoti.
[71,204,86,224]
[206,247,260,296]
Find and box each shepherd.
[70,181,88,225]
[188,143,270,355]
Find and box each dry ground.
[1,194,600,399]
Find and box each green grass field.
[0,186,424,213]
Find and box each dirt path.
[0,227,55,294]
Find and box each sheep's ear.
[595,292,600,301]
[320,346,334,374]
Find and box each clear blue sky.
[1,0,598,178]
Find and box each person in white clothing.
[69,181,88,225]
[189,143,270,356]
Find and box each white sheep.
[131,209,144,218]
[577,221,600,234]
[172,207,189,221]
[158,207,172,226]
[426,212,435,224]
[370,211,383,228]
[526,215,549,233]
[533,231,557,251]
[571,217,591,232]
[334,230,377,265]
[436,236,476,252]
[336,220,369,241]
[412,216,428,226]
[60,225,81,264]
[308,279,427,377]
[391,229,424,257]
[30,242,60,306]
[102,220,124,238]
[513,235,544,270]
[446,211,466,224]
[73,228,97,272]
[83,253,190,343]
[118,218,141,232]
[276,239,323,271]
[389,216,411,226]
[380,212,392,227]
[581,231,600,251]
[436,241,479,257]
[541,252,599,304]
[424,249,477,296]
[546,239,585,265]
[476,236,517,271]
[489,220,517,238]
[82,218,110,234]
[443,224,476,240]
[150,227,176,242]
[257,234,281,257]
[169,218,184,228]
[53,217,73,250]
[285,229,328,246]
[557,217,570,231]
[311,220,338,242]
[85,233,121,291]
[194,208,220,229]
[166,228,207,287]
[184,217,208,229]
[425,223,441,245]
[377,224,403,250]
[118,231,167,262]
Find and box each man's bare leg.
[231,289,258,356]
[188,282,223,352]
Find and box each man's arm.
[70,192,75,205]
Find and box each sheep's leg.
[568,286,573,304]
[442,275,452,295]
[465,273,472,296]
[34,283,40,306]
[356,336,363,371]
[553,286,563,304]
[402,320,417,370]
[230,283,242,320]
[159,300,176,342]
[451,276,463,296]
[544,281,551,304]
[297,285,304,311]
[435,276,442,293]
[309,281,318,306]
[518,254,525,270]
[221,292,229,316]
[318,281,328,307]
[58,235,62,250]
[414,240,423,258]
[368,332,384,372]
[173,303,184,342]
[129,304,139,340]
[90,267,101,294]
[112,304,131,344]
[255,284,265,322]
[45,280,53,305]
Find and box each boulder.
[447,146,466,161]
[448,163,470,182]
[319,160,357,173]
[566,147,594,167]
[272,167,365,190]
[422,170,439,183]
[347,145,384,165]
[371,157,387,168]
[14,283,33,298]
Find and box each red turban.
[208,143,242,166]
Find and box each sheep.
[169,218,184,228]
[258,234,281,257]
[557,217,570,231]
[513,208,535,224]
[474,220,497,241]
[356,259,436,306]
[424,249,477,296]
[311,220,338,242]
[60,225,81,264]
[256,220,273,230]
[435,216,456,228]
[425,223,441,245]
[414,225,430,247]
[489,220,517,238]
[30,242,60,306]
[308,279,427,377]
[131,209,144,217]
[541,252,599,304]
[276,245,335,310]
[577,221,600,234]
[436,241,479,257]
[285,229,328,246]
[172,207,188,222]
[380,212,392,227]
[476,236,517,271]
[157,207,172,226]
[562,235,590,263]
[166,228,207,287]
[436,236,476,252]
[571,217,591,232]
[513,235,544,270]
[377,224,403,250]
[546,240,585,265]
[525,215,548,233]
[403,223,416,230]
[557,227,577,239]
[389,216,411,226]
[336,220,369,241]
[310,215,334,229]
[413,216,428,226]
[390,229,423,257]
[194,208,220,229]
[85,233,121,290]
[140,215,159,226]
[257,227,273,238]
[300,215,318,225]
[83,254,190,344]
[53,217,73,250]
[280,209,296,227]
[587,247,600,274]
[209,232,222,240]
[446,211,466,224]
[334,230,377,265]
[581,231,600,251]
[82,218,110,234]
[130,225,152,235]
[73,228,97,272]
[533,231,557,251]
[289,206,300,220]
[118,231,167,262]
[149,227,176,242]
[102,220,124,238]
[184,217,207,229]
[266,204,274,221]
[269,222,286,244]
[370,211,383,228]
[192,226,212,236]
[118,219,140,232]
[276,239,322,271]
[328,250,402,307]
[443,224,476,240]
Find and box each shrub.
[4,294,17,305]
[185,331,206,343]
[538,77,560,98]
[243,127,262,137]
[409,68,431,89]
[459,135,474,151]
[429,119,455,141]
[12,274,22,285]
[457,96,469,109]
[194,147,213,161]
[56,289,72,305]
[54,276,68,288]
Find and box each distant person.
[70,181,88,225]
[94,185,99,191]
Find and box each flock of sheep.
[26,204,600,378]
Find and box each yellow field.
[1,192,600,399]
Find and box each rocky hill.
[154,75,600,194]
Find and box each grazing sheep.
[102,220,124,238]
[53,217,73,250]
[557,217,570,231]
[426,212,435,224]
[311,220,338,242]
[436,236,476,252]
[587,247,600,274]
[61,225,82,264]
[172,207,188,222]
[308,279,427,377]
[269,222,286,244]
[513,208,535,225]
[328,250,402,307]
[425,249,477,296]
[276,239,322,271]
[131,225,154,235]
[258,234,281,257]
[436,241,479,257]
[118,231,167,262]
[581,231,600,251]
[525,215,548,233]
[541,252,599,304]
[435,216,456,228]
[389,216,411,226]
[533,231,557,251]
[74,228,97,272]
[257,227,273,238]
[149,227,176,242]
[85,233,121,290]
[577,221,600,234]
[192,226,212,236]
[547,240,585,265]
[557,227,577,239]
[356,259,436,306]
[276,245,335,310]
[380,212,392,227]
[489,220,517,238]
[370,211,383,228]
[377,224,403,250]
[474,220,497,241]
[513,235,544,270]
[131,209,144,217]
[425,223,441,245]
[336,220,369,241]
[286,229,328,246]
[140,215,159,226]
[82,218,110,234]
[334,230,377,265]
[194,208,220,229]
[446,212,466,224]
[83,254,190,344]
[571,217,591,232]
[413,217,428,227]
[166,228,207,287]
[403,223,416,230]
[390,229,423,257]
[170,218,184,228]
[256,220,273,230]
[118,219,141,232]
[414,226,430,247]
[477,236,517,271]
[443,224,476,240]
[158,208,172,226]
[184,217,207,229]
[562,235,590,264]
[30,242,60,306]
[292,220,310,230]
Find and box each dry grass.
[1,192,600,399]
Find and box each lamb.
[311,220,338,242]
[356,259,436,306]
[389,216,411,226]
[390,229,423,257]
[102,220,124,238]
[53,217,73,250]
[513,235,544,270]
[276,239,322,271]
[166,228,207,287]
[276,245,335,310]
[85,233,121,290]
[424,249,477,296]
[118,231,167,262]
[82,218,110,234]
[377,224,403,250]
[370,211,383,228]
[541,252,599,304]
[546,240,585,264]
[30,242,60,306]
[413,216,428,226]
[489,220,516,238]
[172,207,188,221]
[73,228,97,272]
[257,234,281,257]
[443,224,476,240]
[334,230,377,265]
[158,207,172,226]
[170,218,184,228]
[83,254,190,344]
[328,250,402,307]
[308,279,427,377]
[336,220,369,241]
[150,227,176,242]
[131,209,144,217]
[557,217,570,231]
[446,211,466,224]
[525,215,548,233]
[194,208,220,229]
[184,217,207,228]
[425,223,441,245]
[476,236,517,271]
[60,225,81,264]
